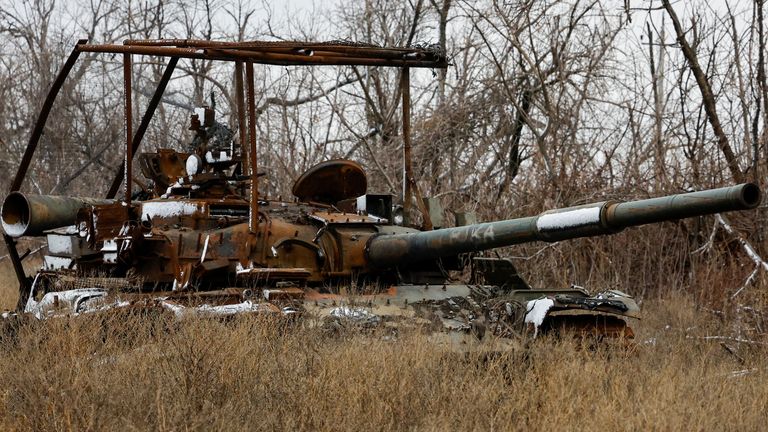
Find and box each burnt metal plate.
[292,159,366,205]
[236,267,311,280]
[309,211,382,224]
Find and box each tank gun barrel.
[366,183,761,267]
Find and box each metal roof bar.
[77,40,448,68]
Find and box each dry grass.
[0,293,766,431]
[1,224,766,431]
[0,249,44,311]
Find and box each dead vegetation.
[0,293,766,431]
[1,0,768,429]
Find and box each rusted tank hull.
[19,273,639,344]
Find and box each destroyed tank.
[1,39,762,345]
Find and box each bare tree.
[662,0,745,183]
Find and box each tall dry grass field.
[0,216,765,431]
[0,291,767,431]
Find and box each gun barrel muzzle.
[1,192,113,237]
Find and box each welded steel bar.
[79,44,201,57]
[5,234,27,310]
[123,39,443,61]
[234,47,431,61]
[107,57,178,199]
[125,38,416,50]
[367,183,761,267]
[124,54,133,204]
[209,48,444,68]
[401,68,412,225]
[245,61,259,233]
[235,61,249,175]
[77,44,447,68]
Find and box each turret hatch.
[292,159,367,205]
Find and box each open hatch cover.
[292,159,367,205]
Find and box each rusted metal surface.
[245,61,259,234]
[234,61,248,176]
[309,211,382,224]
[3,234,27,310]
[78,202,131,243]
[401,68,413,226]
[76,42,448,68]
[137,149,190,191]
[124,53,133,204]
[292,160,367,204]
[123,39,448,66]
[124,38,444,60]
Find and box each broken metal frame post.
[401,68,412,224]
[124,53,133,205]
[2,233,26,310]
[245,61,259,233]
[107,57,179,199]
[235,61,249,176]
